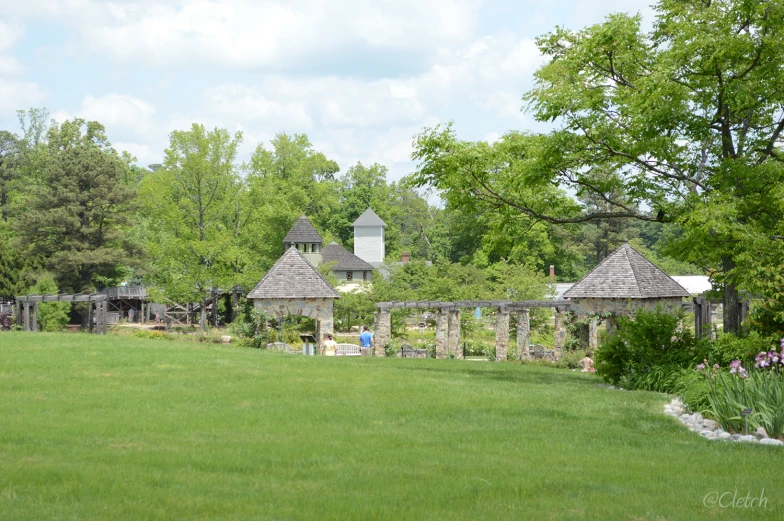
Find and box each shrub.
[594,307,705,388]
[707,331,773,367]
[29,273,69,332]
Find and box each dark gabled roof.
[321,242,375,272]
[352,208,387,227]
[247,246,339,299]
[283,215,323,244]
[563,243,690,299]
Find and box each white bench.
[266,342,293,353]
[336,343,361,356]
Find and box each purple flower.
[729,359,747,376]
[696,363,705,371]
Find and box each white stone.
[702,419,719,430]
[760,438,782,446]
[718,432,732,440]
[739,435,757,443]
[756,427,769,439]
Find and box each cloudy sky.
[0,0,654,180]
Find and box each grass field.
[1,333,781,520]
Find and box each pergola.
[14,293,110,334]
[373,300,571,361]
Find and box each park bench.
[266,342,293,353]
[401,344,428,358]
[531,345,555,360]
[336,343,361,356]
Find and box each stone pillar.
[448,309,462,358]
[710,303,718,340]
[200,299,207,330]
[517,309,530,359]
[374,310,391,357]
[32,302,39,332]
[495,308,510,361]
[318,314,334,353]
[588,317,599,350]
[554,310,566,354]
[23,302,30,331]
[693,296,711,339]
[435,309,450,359]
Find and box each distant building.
[322,242,375,283]
[352,208,386,268]
[283,215,324,267]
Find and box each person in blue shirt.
[359,326,373,349]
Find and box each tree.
[413,2,784,332]
[139,124,246,305]
[14,120,137,293]
[0,130,19,222]
[28,272,69,331]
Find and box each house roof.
[247,246,339,300]
[283,215,323,244]
[322,242,375,271]
[352,208,387,227]
[563,243,690,299]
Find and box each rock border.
[664,398,783,446]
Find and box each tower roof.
[283,215,323,244]
[247,246,339,299]
[322,242,375,271]
[352,208,387,227]
[563,243,690,299]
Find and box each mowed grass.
[1,333,781,520]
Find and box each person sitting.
[579,352,595,373]
[322,334,337,357]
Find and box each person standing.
[359,325,373,353]
[322,334,337,356]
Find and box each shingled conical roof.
[352,208,386,227]
[283,215,323,244]
[322,242,375,271]
[247,246,339,299]
[563,243,689,299]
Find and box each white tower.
[352,208,386,267]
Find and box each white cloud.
[0,20,23,51]
[8,0,482,69]
[0,78,47,114]
[77,93,156,137]
[204,85,312,130]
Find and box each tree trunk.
[722,255,741,334]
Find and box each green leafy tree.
[522,1,784,332]
[29,272,69,331]
[139,124,246,304]
[14,120,137,293]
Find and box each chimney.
[401,252,410,263]
[549,265,555,281]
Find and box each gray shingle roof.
[322,242,375,271]
[563,243,690,299]
[283,215,323,244]
[247,246,339,299]
[352,208,387,227]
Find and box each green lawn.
[0,333,781,520]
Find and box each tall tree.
[414,1,784,332]
[14,120,137,293]
[139,124,245,303]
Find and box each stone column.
[200,299,207,330]
[588,317,599,350]
[23,302,30,331]
[710,303,718,340]
[495,308,510,361]
[318,314,334,353]
[374,310,391,357]
[554,310,566,354]
[435,308,450,359]
[517,309,530,359]
[448,309,462,358]
[88,302,94,334]
[32,302,39,332]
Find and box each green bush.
[594,307,705,389]
[706,331,774,366]
[29,273,69,332]
[671,369,712,412]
